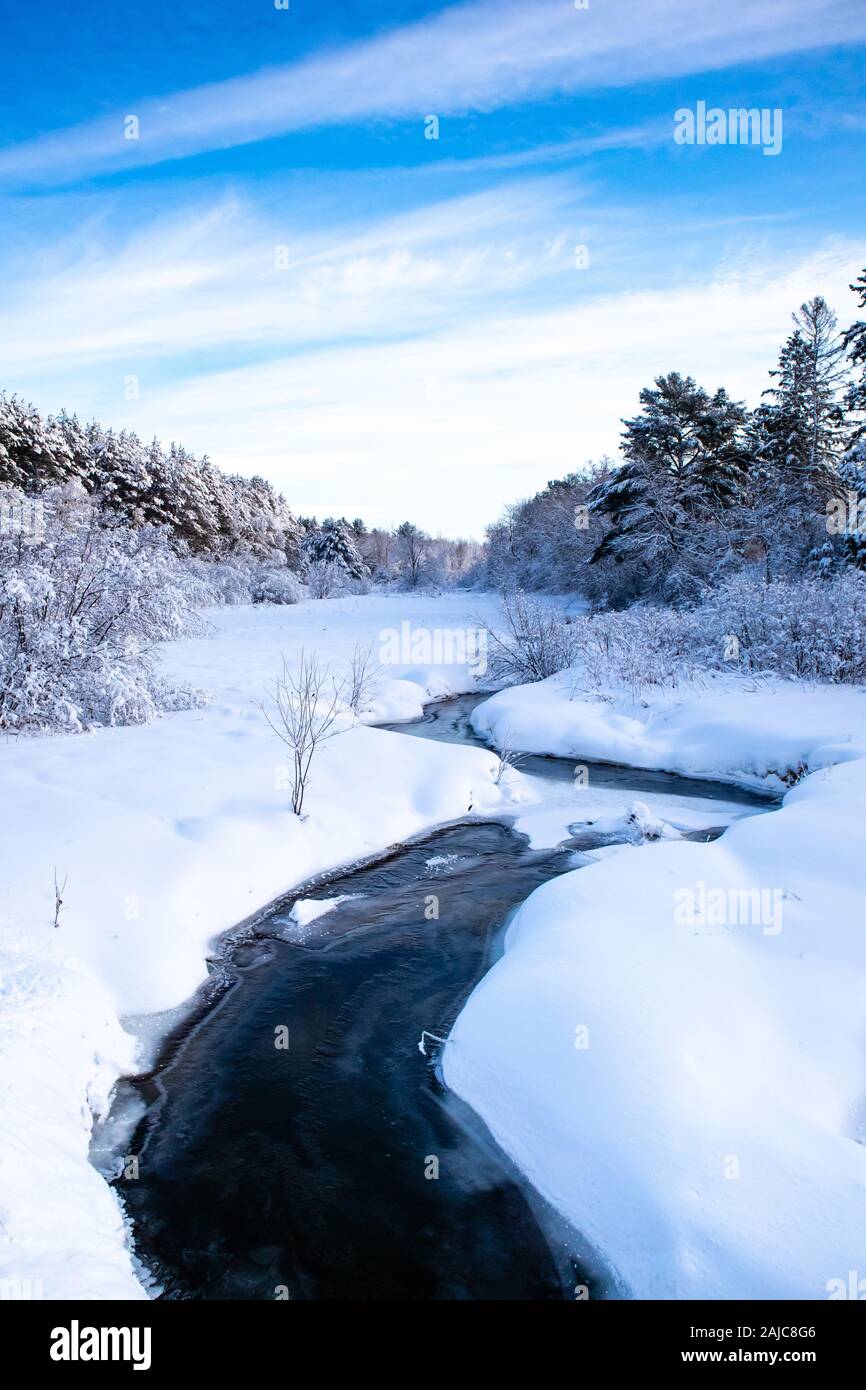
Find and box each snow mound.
[447,676,866,1299]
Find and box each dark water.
[115,823,595,1300]
[111,692,771,1300]
[379,692,775,808]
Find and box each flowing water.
[378,692,771,806]
[108,692,774,1300]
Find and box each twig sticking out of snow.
[492,727,525,784]
[53,868,68,928]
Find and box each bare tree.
[346,640,380,714]
[258,652,345,816]
[483,593,581,685]
[396,521,429,589]
[305,559,343,599]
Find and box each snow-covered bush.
[0,483,208,733]
[571,604,697,696]
[485,592,581,684]
[186,555,255,605]
[566,572,866,693]
[249,563,306,606]
[305,558,347,599]
[693,571,866,682]
[183,553,307,606]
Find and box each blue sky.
[1,0,865,534]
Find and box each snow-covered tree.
[0,393,306,575]
[0,395,75,489]
[395,521,430,589]
[0,483,207,732]
[484,465,608,598]
[844,266,866,442]
[86,426,152,522]
[589,373,748,600]
[759,298,846,498]
[303,517,368,583]
[838,266,866,569]
[738,298,848,579]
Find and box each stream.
[107,691,774,1301]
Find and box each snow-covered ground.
[4,597,865,1302]
[0,594,525,1299]
[444,671,866,1299]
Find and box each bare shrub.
[346,640,380,714]
[566,572,866,697]
[492,729,524,784]
[258,651,345,816]
[570,605,696,698]
[484,593,581,685]
[305,559,345,599]
[53,869,67,928]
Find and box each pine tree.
[303,517,368,580]
[741,299,848,578]
[843,267,866,454]
[0,394,75,490]
[835,268,866,568]
[762,297,846,493]
[87,426,152,522]
[589,372,747,597]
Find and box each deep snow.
[0,595,526,1298]
[443,671,866,1299]
[3,599,865,1301]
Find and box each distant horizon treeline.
[0,395,482,593]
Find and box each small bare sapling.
[258,651,345,816]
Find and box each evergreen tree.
[761,297,846,495]
[0,394,75,489]
[843,267,866,457]
[741,298,847,578]
[0,392,305,573]
[87,425,152,522]
[303,517,368,580]
[834,268,866,568]
[589,372,747,598]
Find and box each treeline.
[0,400,480,600]
[299,516,481,594]
[0,396,303,566]
[485,269,866,607]
[0,398,481,595]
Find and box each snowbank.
[6,593,864,1301]
[471,670,865,790]
[0,594,521,1298]
[446,675,866,1298]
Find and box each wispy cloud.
[1,0,864,185]
[2,176,861,532]
[0,178,588,373]
[150,239,865,535]
[411,120,674,176]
